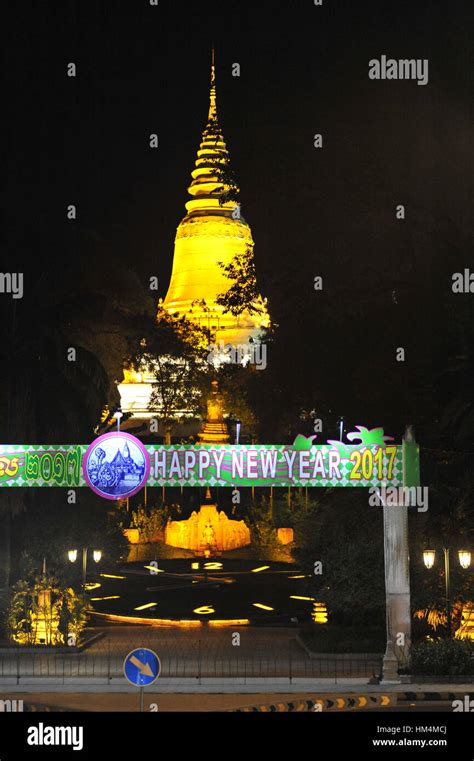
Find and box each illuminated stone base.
[165,503,250,553]
[198,379,229,444]
[117,379,154,419]
[198,422,229,444]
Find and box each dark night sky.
[3,0,473,442]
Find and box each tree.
[13,488,127,586]
[0,232,154,614]
[409,462,474,637]
[6,573,88,646]
[207,150,240,207]
[293,490,386,626]
[217,363,259,439]
[216,246,268,318]
[129,308,210,443]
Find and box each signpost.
[123,648,161,711]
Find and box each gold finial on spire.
[208,46,217,121]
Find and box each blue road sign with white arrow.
[123,648,161,686]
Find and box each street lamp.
[423,547,471,635]
[68,547,102,587]
[458,550,471,570]
[114,409,123,432]
[422,550,436,570]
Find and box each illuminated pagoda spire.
[183,48,237,220]
[118,52,270,420]
[208,46,217,121]
[162,50,269,344]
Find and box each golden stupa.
[119,52,269,419]
[162,50,269,345]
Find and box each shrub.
[409,638,474,675]
[300,624,386,654]
[130,505,168,542]
[250,522,278,548]
[7,574,88,646]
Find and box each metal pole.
[444,547,451,637]
[198,639,201,685]
[289,639,292,683]
[139,686,144,712]
[82,548,87,587]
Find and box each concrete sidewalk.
[0,680,472,694]
[1,685,472,712]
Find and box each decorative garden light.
[68,548,102,586]
[423,547,471,637]
[458,550,471,570]
[423,550,435,569]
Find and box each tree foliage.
[6,573,88,646]
[216,246,267,317]
[293,491,386,625]
[129,308,211,440]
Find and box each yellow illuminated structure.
[198,379,229,444]
[162,51,269,345]
[119,51,269,420]
[312,602,328,624]
[456,603,474,641]
[165,489,250,553]
[92,611,249,626]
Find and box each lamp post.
[338,416,344,442]
[68,547,102,587]
[423,547,471,635]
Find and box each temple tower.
[119,52,269,421]
[162,50,269,345]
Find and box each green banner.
[0,443,404,488]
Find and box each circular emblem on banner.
[83,432,150,500]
